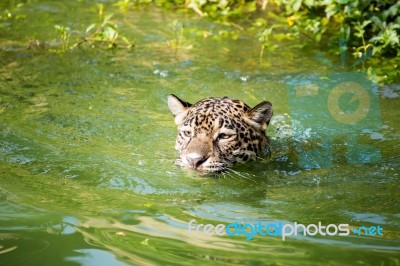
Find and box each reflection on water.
[66,249,126,266]
[0,1,399,265]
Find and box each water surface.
[1,1,399,265]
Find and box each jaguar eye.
[182,130,191,137]
[218,133,232,140]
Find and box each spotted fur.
[167,94,273,173]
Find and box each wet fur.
[168,95,273,172]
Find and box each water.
[1,1,399,265]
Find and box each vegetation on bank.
[154,0,400,83]
[1,0,399,83]
[179,0,400,57]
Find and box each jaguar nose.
[186,153,207,168]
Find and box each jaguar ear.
[167,94,192,125]
[245,101,273,130]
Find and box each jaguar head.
[168,94,273,173]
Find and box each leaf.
[292,0,302,12]
[382,2,400,20]
[325,3,339,19]
[386,29,399,45]
[140,238,149,246]
[361,20,372,28]
[104,22,118,32]
[389,22,400,30]
[315,32,322,42]
[340,25,351,41]
[104,14,114,22]
[86,23,96,33]
[370,16,383,30]
[304,0,315,8]
[353,21,371,38]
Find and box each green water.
[1,1,399,265]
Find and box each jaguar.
[167,94,273,173]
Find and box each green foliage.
[54,25,71,52]
[1,9,13,21]
[82,13,121,48]
[53,4,134,52]
[109,0,399,66]
[186,0,257,20]
[167,19,184,50]
[135,0,398,80]
[0,2,25,29]
[270,0,400,57]
[258,27,278,58]
[1,0,399,82]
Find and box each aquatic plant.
[54,25,71,52]
[53,4,134,52]
[258,27,277,59]
[1,0,399,82]
[155,0,398,82]
[168,19,184,50]
[145,0,400,58]
[0,2,25,29]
